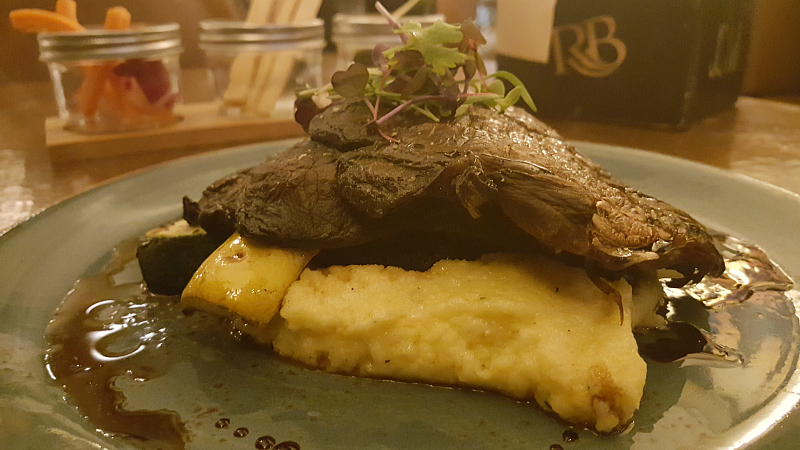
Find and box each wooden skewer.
[243,0,299,112]
[391,0,421,20]
[222,0,276,105]
[245,0,274,23]
[274,0,301,23]
[254,0,323,116]
[223,0,322,116]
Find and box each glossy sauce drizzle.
[671,234,794,308]
[637,234,794,363]
[44,240,189,449]
[42,234,795,448]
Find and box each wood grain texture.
[44,101,304,162]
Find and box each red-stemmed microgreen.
[294,1,536,140]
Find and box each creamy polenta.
[270,253,646,432]
[182,237,656,432]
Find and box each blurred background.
[2,0,797,98]
[1,0,248,84]
[741,0,800,98]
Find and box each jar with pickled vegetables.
[37,23,183,133]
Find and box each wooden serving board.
[45,101,305,161]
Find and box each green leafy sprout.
[295,2,536,142]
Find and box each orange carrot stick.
[77,64,115,119]
[101,79,127,117]
[55,0,77,22]
[104,76,140,124]
[103,6,131,30]
[9,9,84,32]
[79,7,133,118]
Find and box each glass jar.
[38,23,183,133]
[199,19,325,118]
[331,14,444,70]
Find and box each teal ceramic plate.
[1,140,799,449]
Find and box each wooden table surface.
[1,73,799,234]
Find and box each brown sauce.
[43,240,189,450]
[42,233,795,448]
[255,435,277,449]
[274,442,301,450]
[636,234,794,364]
[635,321,708,362]
[562,429,579,442]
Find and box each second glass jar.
[200,19,325,118]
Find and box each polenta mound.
[269,254,647,432]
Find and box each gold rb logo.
[551,16,627,77]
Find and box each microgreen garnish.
[295,1,536,141]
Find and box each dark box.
[496,0,752,129]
